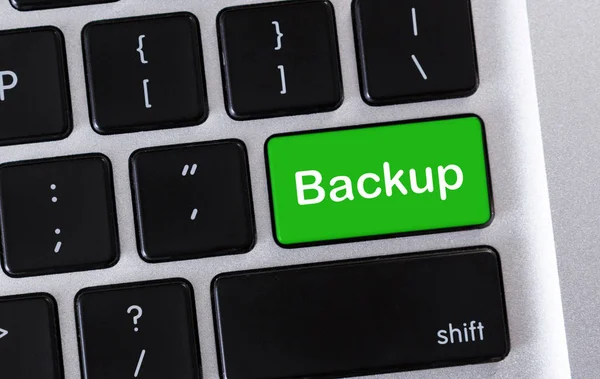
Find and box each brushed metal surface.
[529,1,600,378]
[0,0,570,378]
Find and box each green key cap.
[265,115,493,247]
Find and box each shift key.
[212,246,510,379]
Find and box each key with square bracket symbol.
[218,0,344,120]
[82,12,208,134]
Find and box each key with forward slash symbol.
[76,279,202,379]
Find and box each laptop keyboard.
[0,0,513,378]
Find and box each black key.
[76,279,201,379]
[10,0,117,11]
[0,27,71,146]
[218,0,343,120]
[130,140,255,262]
[0,154,119,277]
[353,0,478,105]
[0,293,63,379]
[83,13,208,134]
[213,247,509,379]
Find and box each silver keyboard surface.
[0,0,571,378]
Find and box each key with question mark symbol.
[127,305,143,332]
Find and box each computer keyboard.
[0,0,570,379]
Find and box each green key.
[265,115,493,247]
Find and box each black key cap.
[130,140,255,262]
[10,0,117,11]
[213,247,509,379]
[83,13,208,134]
[0,154,119,277]
[76,279,201,379]
[353,0,478,105]
[218,0,343,120]
[0,293,63,379]
[0,27,71,146]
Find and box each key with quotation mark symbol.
[130,140,255,262]
[181,164,199,222]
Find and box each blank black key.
[218,0,343,120]
[76,279,201,379]
[0,154,119,277]
[0,293,63,379]
[130,140,255,262]
[10,0,118,11]
[0,27,71,146]
[213,247,509,379]
[353,0,478,105]
[83,13,208,134]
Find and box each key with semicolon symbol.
[0,154,120,277]
[76,279,202,379]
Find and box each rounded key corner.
[225,138,249,155]
[360,88,387,107]
[462,77,480,99]
[317,0,337,13]
[103,250,120,270]
[175,11,201,26]
[137,248,161,264]
[216,6,231,18]
[190,106,210,127]
[171,277,195,295]
[92,152,113,167]
[129,148,146,165]
[90,117,113,135]
[8,0,20,10]
[224,103,252,122]
[327,91,345,112]
[273,236,297,250]
[1,257,33,279]
[47,25,66,39]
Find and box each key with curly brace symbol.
[136,35,148,64]
[272,21,283,51]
